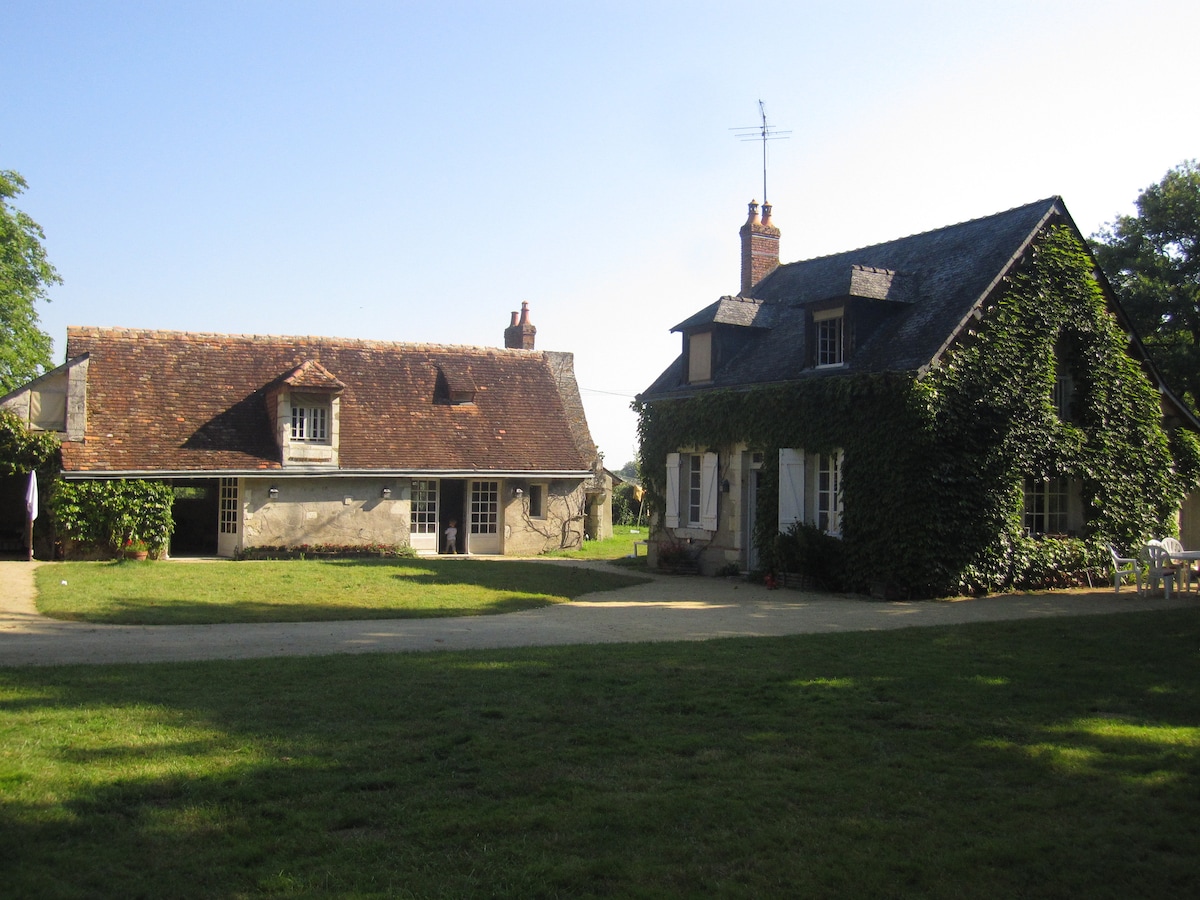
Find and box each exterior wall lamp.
[268,485,279,499]
[381,486,392,498]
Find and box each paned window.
[1024,477,1068,535]
[291,404,328,442]
[817,453,841,534]
[779,448,844,537]
[687,455,704,525]
[470,481,499,534]
[410,480,438,534]
[664,452,718,531]
[816,315,843,366]
[219,478,239,535]
[1053,374,1075,421]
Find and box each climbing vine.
[49,479,175,557]
[636,227,1198,597]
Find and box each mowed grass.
[544,523,650,562]
[2,609,1199,897]
[33,558,649,625]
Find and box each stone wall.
[239,475,589,556]
[241,477,410,549]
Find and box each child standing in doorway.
[444,519,458,554]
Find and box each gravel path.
[0,559,1191,667]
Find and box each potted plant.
[123,537,150,561]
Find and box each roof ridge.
[777,196,1062,267]
[64,326,547,356]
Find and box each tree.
[1,170,60,393]
[1091,160,1200,411]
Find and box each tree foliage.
[0,407,59,476]
[0,169,60,393]
[1091,160,1200,410]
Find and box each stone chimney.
[739,200,780,295]
[504,301,536,350]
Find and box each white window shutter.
[700,452,719,531]
[665,453,681,528]
[778,448,805,532]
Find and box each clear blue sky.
[4,1,1198,466]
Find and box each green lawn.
[2,609,1198,897]
[33,558,649,625]
[543,523,650,561]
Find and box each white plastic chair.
[1161,537,1194,592]
[1140,541,1179,598]
[1107,543,1139,594]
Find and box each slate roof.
[60,328,595,476]
[643,197,1066,398]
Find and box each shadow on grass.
[36,557,651,625]
[50,591,560,625]
[1,610,1198,896]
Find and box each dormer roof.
[277,359,346,392]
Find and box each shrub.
[49,479,175,557]
[774,522,849,591]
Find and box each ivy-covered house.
[1,305,611,558]
[636,198,1200,596]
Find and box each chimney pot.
[504,301,537,350]
[739,200,780,296]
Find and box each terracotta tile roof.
[279,359,346,391]
[60,328,595,475]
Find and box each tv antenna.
[731,100,791,205]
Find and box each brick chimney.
[739,200,780,295]
[504,301,536,350]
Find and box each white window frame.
[814,308,844,367]
[290,404,328,443]
[687,454,703,525]
[1024,476,1069,535]
[219,478,239,535]
[470,480,499,534]
[816,452,842,536]
[410,479,438,534]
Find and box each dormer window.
[266,360,344,467]
[814,309,844,367]
[291,397,329,443]
[687,331,713,383]
[435,364,477,405]
[1052,344,1077,423]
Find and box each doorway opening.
[439,479,466,553]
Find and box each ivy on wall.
[636,227,1199,597]
[49,479,175,557]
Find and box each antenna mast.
[731,100,791,204]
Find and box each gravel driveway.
[0,559,1190,667]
